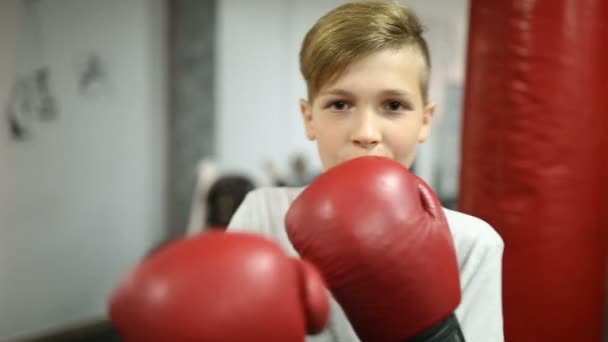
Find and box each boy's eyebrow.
[319,89,355,97]
[319,88,414,100]
[379,89,414,100]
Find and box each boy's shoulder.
[227,186,302,237]
[235,186,504,251]
[238,186,304,216]
[443,207,504,252]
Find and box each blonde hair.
[300,1,431,103]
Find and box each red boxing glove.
[109,232,329,342]
[286,156,462,342]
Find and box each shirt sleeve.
[454,223,505,342]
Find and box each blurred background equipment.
[205,174,255,228]
[186,158,256,234]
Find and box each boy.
[228,1,504,341]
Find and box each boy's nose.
[350,110,381,149]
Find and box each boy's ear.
[417,101,437,143]
[300,98,316,141]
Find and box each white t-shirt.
[227,187,505,342]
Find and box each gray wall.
[0,0,168,339]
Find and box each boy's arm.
[453,222,505,342]
[227,189,351,342]
[226,191,345,342]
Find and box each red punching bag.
[459,1,608,341]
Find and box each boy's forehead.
[318,49,424,97]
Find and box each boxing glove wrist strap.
[404,314,466,342]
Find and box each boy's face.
[300,48,436,171]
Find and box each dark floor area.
[61,330,121,342]
[24,322,122,342]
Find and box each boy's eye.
[385,100,408,112]
[330,101,350,111]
